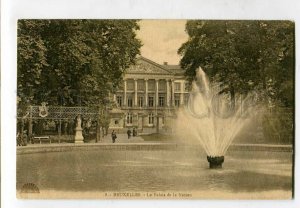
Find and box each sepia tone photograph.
[16,19,295,199]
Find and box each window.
[148,80,155,91]
[175,83,181,92]
[138,96,144,107]
[175,95,180,107]
[184,82,190,92]
[162,116,165,125]
[127,80,134,91]
[149,113,154,125]
[126,113,133,124]
[148,96,154,107]
[127,97,133,107]
[115,120,119,125]
[158,80,166,91]
[159,96,165,107]
[137,80,144,91]
[117,96,122,107]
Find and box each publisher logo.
[21,183,40,193]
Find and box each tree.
[17,20,142,108]
[17,20,49,111]
[178,20,294,108]
[178,20,295,144]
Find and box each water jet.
[176,67,257,169]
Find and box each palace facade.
[109,56,189,133]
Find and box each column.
[171,79,175,106]
[123,113,126,128]
[155,79,159,106]
[113,94,116,103]
[134,79,138,106]
[145,79,148,107]
[180,82,184,105]
[136,113,139,128]
[166,79,170,107]
[123,79,127,107]
[156,116,159,133]
[141,115,144,131]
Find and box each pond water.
[17,148,293,198]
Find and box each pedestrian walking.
[133,127,137,137]
[111,130,117,143]
[127,129,131,139]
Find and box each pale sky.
[136,20,188,65]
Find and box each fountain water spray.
[176,67,257,168]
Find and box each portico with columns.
[109,56,189,133]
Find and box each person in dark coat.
[133,127,137,137]
[127,129,131,139]
[111,130,117,143]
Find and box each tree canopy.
[17,20,142,109]
[178,20,294,108]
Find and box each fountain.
[176,68,257,169]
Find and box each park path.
[100,133,145,144]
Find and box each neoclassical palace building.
[109,56,189,133]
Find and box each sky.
[136,20,188,65]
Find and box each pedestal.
[207,156,224,169]
[74,127,84,144]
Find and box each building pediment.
[126,57,172,75]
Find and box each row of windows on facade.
[116,94,190,108]
[124,113,163,125]
[122,80,190,92]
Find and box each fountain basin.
[16,144,293,199]
[207,156,224,168]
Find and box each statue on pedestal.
[76,115,82,129]
[74,115,84,144]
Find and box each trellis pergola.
[17,105,104,138]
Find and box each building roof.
[163,65,185,75]
[126,56,185,76]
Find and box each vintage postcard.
[15,19,294,200]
